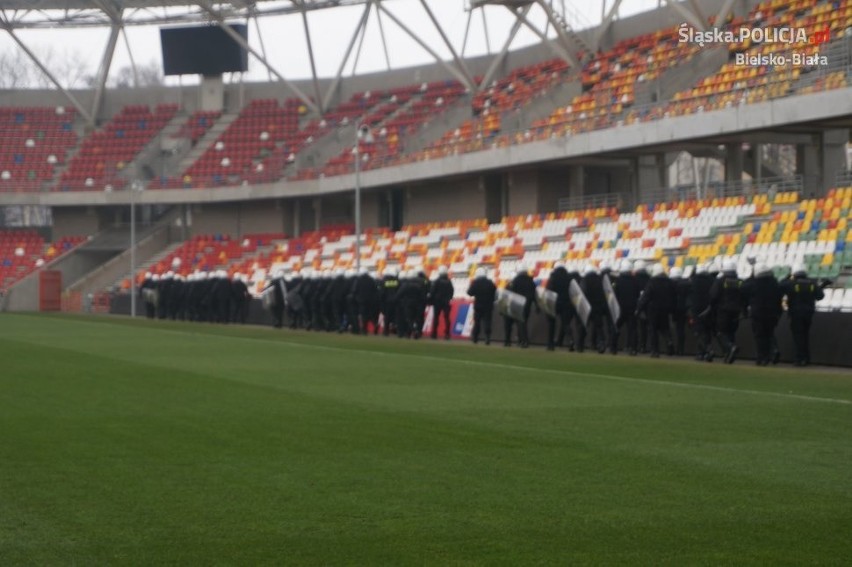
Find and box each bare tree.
[0,45,94,90]
[109,60,164,88]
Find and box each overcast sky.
[0,0,661,87]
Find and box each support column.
[292,198,301,238]
[312,197,321,232]
[635,155,665,201]
[822,129,849,194]
[797,138,820,197]
[725,143,744,183]
[568,165,585,200]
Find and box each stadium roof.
[0,0,723,125]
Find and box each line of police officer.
[493,258,827,366]
[261,265,457,340]
[140,255,827,367]
[138,270,252,324]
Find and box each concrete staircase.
[122,111,187,182]
[500,78,583,134]
[164,112,239,178]
[395,95,474,155]
[633,46,728,107]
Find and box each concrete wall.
[404,177,485,225]
[52,206,104,240]
[507,170,539,216]
[189,199,288,237]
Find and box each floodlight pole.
[129,180,142,318]
[354,125,362,273]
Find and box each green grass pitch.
[1,313,851,564]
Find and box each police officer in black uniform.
[504,264,537,348]
[688,263,716,362]
[429,266,455,340]
[467,267,496,345]
[708,259,745,364]
[380,268,400,336]
[612,259,638,355]
[545,262,572,351]
[743,262,782,366]
[579,264,607,353]
[636,263,675,358]
[670,266,690,356]
[633,260,651,353]
[780,263,826,366]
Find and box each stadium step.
[174,113,240,175]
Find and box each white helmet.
[345,269,356,278]
[619,259,633,273]
[722,259,737,273]
[634,260,647,273]
[651,263,665,277]
[233,272,242,280]
[437,265,448,275]
[358,266,368,275]
[475,267,486,278]
[583,264,597,275]
[599,260,611,272]
[792,262,807,276]
[670,266,683,279]
[391,267,400,277]
[144,271,152,279]
[516,264,529,275]
[754,262,771,277]
[553,261,566,270]
[275,269,285,279]
[151,274,160,282]
[171,257,181,269]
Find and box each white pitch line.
[18,316,852,407]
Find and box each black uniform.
[637,273,675,357]
[380,274,400,336]
[634,269,651,352]
[429,274,455,340]
[467,275,497,344]
[157,277,172,319]
[264,275,286,328]
[688,271,715,361]
[671,277,690,356]
[139,276,157,319]
[612,270,638,354]
[579,270,607,353]
[328,274,349,332]
[780,273,824,366]
[354,272,381,335]
[709,271,745,363]
[231,277,250,324]
[504,271,536,348]
[545,266,573,350]
[397,274,427,338]
[743,271,782,365]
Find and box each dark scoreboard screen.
[160,24,249,77]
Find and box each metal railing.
[557,192,623,212]
[639,174,803,207]
[835,169,852,188]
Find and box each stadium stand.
[59,104,178,192]
[126,187,850,309]
[389,59,573,165]
[0,106,78,193]
[119,232,287,291]
[302,80,470,178]
[173,110,222,145]
[0,230,86,291]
